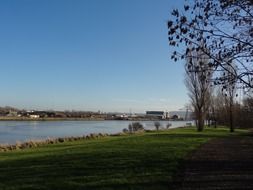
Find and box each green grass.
[0,127,248,190]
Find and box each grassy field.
[0,127,248,190]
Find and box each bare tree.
[185,47,213,131]
[209,89,226,128]
[128,122,144,133]
[154,122,161,131]
[206,93,215,127]
[168,0,253,90]
[166,123,171,129]
[239,96,253,128]
[213,89,228,126]
[222,63,238,132]
[214,91,253,129]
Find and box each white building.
[29,114,40,119]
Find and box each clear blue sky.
[0,0,187,113]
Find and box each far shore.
[0,116,177,122]
[0,117,105,121]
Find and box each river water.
[0,120,193,144]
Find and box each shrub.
[58,138,65,143]
[128,122,144,133]
[128,124,133,133]
[166,123,172,129]
[122,128,129,133]
[154,122,161,131]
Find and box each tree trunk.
[214,119,217,128]
[196,111,204,132]
[229,99,234,132]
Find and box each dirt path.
[171,134,253,190]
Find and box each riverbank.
[0,132,110,152]
[0,127,248,189]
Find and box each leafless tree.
[168,0,253,90]
[185,47,213,131]
[239,96,253,128]
[222,63,238,132]
[154,122,161,131]
[213,89,228,126]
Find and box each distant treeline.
[0,106,191,121]
[0,106,106,119]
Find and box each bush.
[128,122,144,133]
[128,124,133,133]
[166,123,172,129]
[154,122,161,131]
[122,128,129,133]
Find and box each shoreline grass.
[0,127,248,190]
[0,133,110,152]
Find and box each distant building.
[146,111,165,119]
[29,114,40,119]
[171,114,180,120]
[6,111,18,117]
[169,111,193,120]
[114,114,128,120]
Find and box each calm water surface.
[0,120,193,144]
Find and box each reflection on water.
[0,120,193,144]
